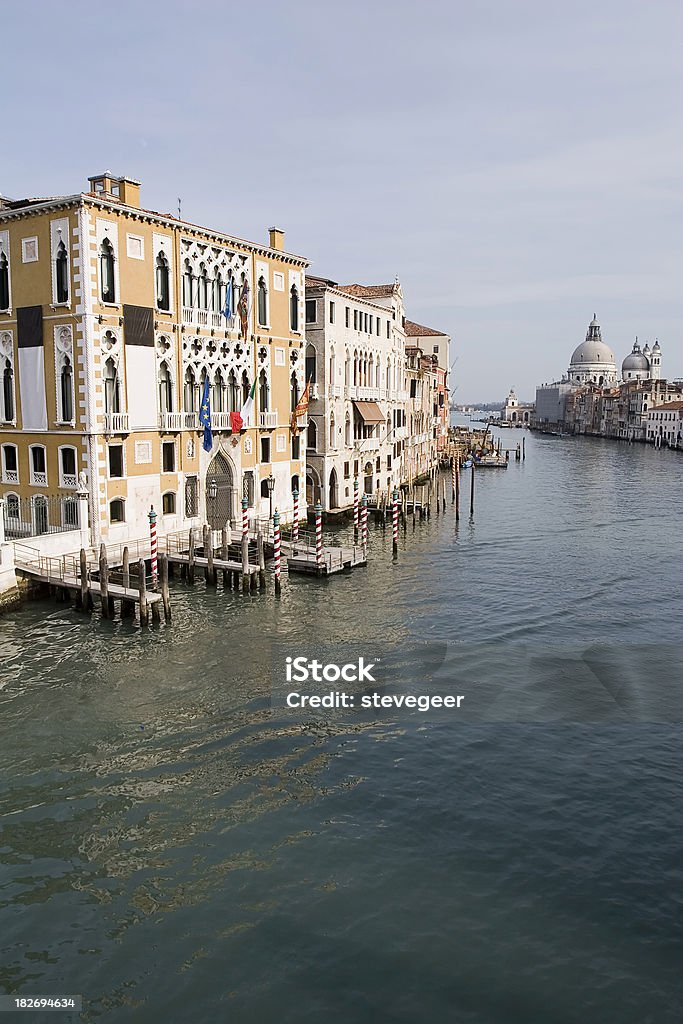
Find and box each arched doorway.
[205,450,235,529]
[306,466,322,506]
[329,468,339,509]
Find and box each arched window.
[257,276,267,326]
[307,419,317,450]
[60,358,73,422]
[290,284,299,331]
[0,251,9,310]
[213,271,223,313]
[305,344,316,383]
[100,238,115,303]
[55,241,69,303]
[242,371,250,403]
[6,493,19,521]
[162,492,176,515]
[259,369,269,412]
[329,413,335,447]
[159,361,173,414]
[329,348,336,384]
[184,367,197,412]
[291,372,300,412]
[213,369,225,412]
[291,474,300,493]
[109,498,125,524]
[156,253,170,310]
[198,265,209,309]
[345,413,351,447]
[227,370,239,412]
[344,350,350,387]
[2,359,14,422]
[182,260,194,307]
[103,357,120,414]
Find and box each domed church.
[621,338,661,381]
[567,315,618,386]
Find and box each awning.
[353,401,385,424]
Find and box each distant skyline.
[3,0,682,401]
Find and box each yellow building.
[0,172,309,547]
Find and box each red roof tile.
[405,319,448,338]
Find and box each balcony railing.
[2,469,18,484]
[159,412,184,431]
[211,412,232,430]
[345,386,382,401]
[104,412,130,433]
[60,474,78,489]
[260,411,278,429]
[309,383,320,400]
[182,307,227,330]
[30,471,47,486]
[327,385,342,399]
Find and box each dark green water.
[1,432,682,1023]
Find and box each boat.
[474,454,508,468]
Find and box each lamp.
[267,473,275,519]
[208,477,217,500]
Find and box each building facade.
[0,172,308,546]
[404,320,450,451]
[501,387,534,425]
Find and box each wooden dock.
[285,541,367,576]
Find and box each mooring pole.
[148,506,158,588]
[159,552,171,622]
[470,459,475,517]
[273,508,281,596]
[315,501,323,571]
[353,478,359,542]
[392,488,399,559]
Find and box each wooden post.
[188,528,196,584]
[522,436,526,460]
[206,528,215,585]
[99,543,110,619]
[470,458,475,517]
[257,531,266,590]
[442,476,446,512]
[138,558,148,625]
[79,548,89,612]
[121,545,134,617]
[159,552,171,622]
[412,488,416,531]
[241,532,250,593]
[221,526,229,587]
[455,457,460,522]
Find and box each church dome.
[570,338,617,366]
[622,340,649,375]
[567,315,618,386]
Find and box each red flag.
[230,410,243,434]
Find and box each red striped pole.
[353,477,359,540]
[392,488,399,558]
[451,457,456,502]
[315,501,323,569]
[148,505,158,587]
[241,496,248,538]
[292,487,299,551]
[273,508,281,596]
[361,493,368,551]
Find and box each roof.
[305,274,339,288]
[650,401,683,411]
[339,283,396,298]
[405,319,448,338]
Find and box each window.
[290,285,299,331]
[108,445,124,478]
[243,471,255,508]
[257,276,268,326]
[127,235,144,260]
[2,359,14,421]
[63,497,78,528]
[162,441,175,473]
[329,301,335,324]
[184,367,197,412]
[260,436,271,463]
[242,371,250,404]
[159,361,173,414]
[227,370,239,413]
[59,358,73,422]
[258,369,269,412]
[386,322,390,339]
[305,299,316,323]
[100,238,116,303]
[260,479,270,499]
[198,264,209,309]
[30,445,47,484]
[104,357,120,414]
[376,318,380,336]
[354,310,358,330]
[55,241,69,303]
[305,344,317,384]
[213,272,223,314]
[156,253,170,310]
[162,492,176,514]
[0,251,9,310]
[213,369,225,413]
[109,498,125,523]
[291,372,300,412]
[329,413,336,447]
[345,307,350,328]
[6,493,19,522]
[60,446,77,486]
[307,419,317,450]
[292,435,300,460]
[291,474,300,493]
[185,475,198,517]
[1,443,18,483]
[182,260,193,307]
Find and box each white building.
[501,387,534,424]
[621,338,662,382]
[567,315,618,387]
[646,402,683,447]
[303,277,407,510]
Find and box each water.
[1,432,682,1023]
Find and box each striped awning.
[353,401,385,424]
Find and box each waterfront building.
[566,315,618,387]
[622,338,661,382]
[501,387,534,425]
[646,402,683,447]
[404,320,450,451]
[303,276,408,510]
[404,345,439,480]
[0,172,308,547]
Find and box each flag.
[241,378,257,428]
[230,410,243,434]
[222,279,233,320]
[290,380,311,436]
[238,280,250,339]
[199,376,213,453]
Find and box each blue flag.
[222,279,233,320]
[199,376,213,453]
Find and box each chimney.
[269,226,285,251]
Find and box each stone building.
[0,172,308,547]
[501,387,534,425]
[404,320,450,451]
[646,402,683,446]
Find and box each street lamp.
[267,473,275,519]
[207,477,217,526]
[208,478,218,500]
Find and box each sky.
[3,0,682,402]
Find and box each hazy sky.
[3,0,682,401]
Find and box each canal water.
[1,430,682,1023]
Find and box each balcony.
[104,412,130,433]
[2,469,18,484]
[182,307,226,330]
[310,382,320,400]
[295,413,308,430]
[260,411,278,429]
[30,471,47,486]
[327,385,342,399]
[211,412,232,430]
[159,411,184,431]
[60,474,78,489]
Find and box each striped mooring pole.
[392,488,399,558]
[361,493,368,551]
[242,495,249,538]
[273,508,281,596]
[292,488,299,551]
[451,457,456,502]
[353,478,359,540]
[148,505,158,588]
[314,501,323,569]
